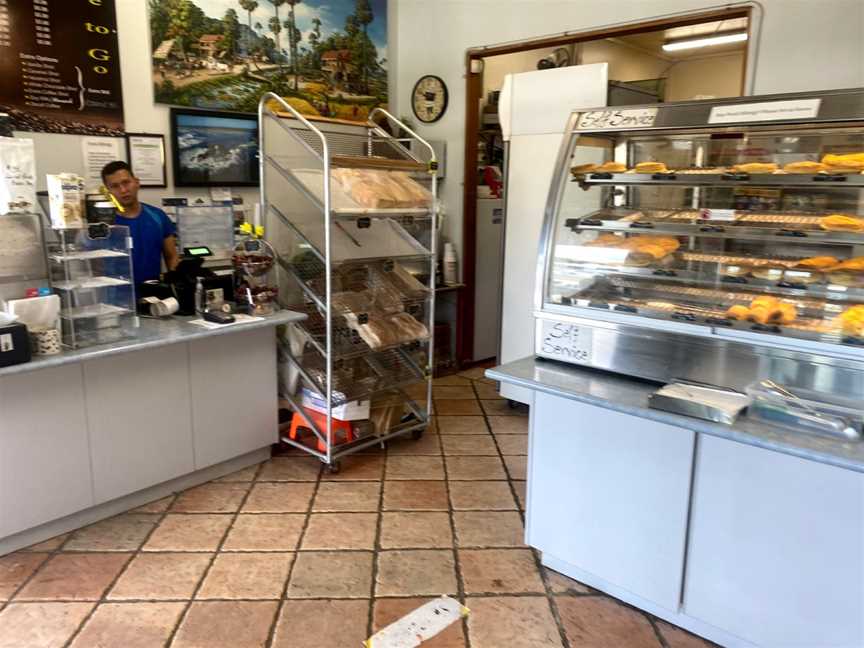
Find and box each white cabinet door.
[528,392,695,611]
[0,365,94,536]
[188,327,277,469]
[684,435,864,648]
[84,345,195,504]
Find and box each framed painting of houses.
[149,0,388,123]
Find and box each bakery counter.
[0,310,305,555]
[0,310,305,378]
[491,357,864,648]
[488,356,864,473]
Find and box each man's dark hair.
[101,160,134,183]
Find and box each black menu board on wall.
[0,0,124,135]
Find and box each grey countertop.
[0,310,304,378]
[488,356,864,474]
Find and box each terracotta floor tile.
[143,514,232,552]
[63,514,159,552]
[487,416,528,434]
[496,434,528,455]
[453,511,525,548]
[466,596,563,648]
[321,454,384,480]
[69,602,184,648]
[21,534,69,552]
[435,399,482,415]
[481,399,528,416]
[458,367,491,380]
[435,416,489,435]
[474,383,504,400]
[386,455,445,480]
[445,456,506,481]
[373,597,466,648]
[197,552,292,600]
[386,431,442,455]
[556,596,658,648]
[380,512,452,549]
[433,375,472,386]
[448,481,516,511]
[131,496,175,514]
[544,567,593,594]
[108,553,211,600]
[440,435,499,456]
[0,602,94,648]
[171,483,249,513]
[257,457,322,481]
[513,481,527,510]
[459,549,544,594]
[503,455,528,480]
[273,599,369,648]
[222,514,305,551]
[0,553,49,601]
[215,464,261,482]
[287,551,373,598]
[657,620,718,647]
[375,549,457,596]
[242,482,315,513]
[312,481,381,512]
[433,385,477,400]
[171,601,278,648]
[301,513,378,550]
[16,553,130,601]
[383,480,449,511]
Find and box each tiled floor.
[0,370,716,648]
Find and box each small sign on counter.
[708,99,821,124]
[538,319,592,364]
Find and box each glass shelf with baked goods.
[536,88,864,400]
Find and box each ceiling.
[617,18,749,60]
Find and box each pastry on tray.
[819,214,864,232]
[751,266,786,281]
[783,160,828,174]
[570,163,598,175]
[726,304,750,320]
[594,161,627,173]
[795,256,839,269]
[839,305,864,337]
[632,161,669,174]
[821,153,864,172]
[732,162,779,174]
[677,167,729,174]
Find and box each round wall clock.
[412,75,449,123]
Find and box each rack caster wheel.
[327,461,341,474]
[411,429,424,441]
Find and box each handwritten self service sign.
[577,108,658,130]
[0,0,124,135]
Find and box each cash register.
[138,245,233,316]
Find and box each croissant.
[570,163,598,175]
[595,161,627,173]
[633,161,668,174]
[726,305,750,320]
[795,256,839,269]
[783,160,828,174]
[820,215,864,232]
[821,153,864,170]
[733,162,779,174]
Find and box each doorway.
[459,7,754,368]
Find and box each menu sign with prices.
[0,0,124,136]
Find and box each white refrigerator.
[497,63,608,404]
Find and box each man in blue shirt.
[101,161,179,284]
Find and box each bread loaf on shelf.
[632,161,668,174]
[783,160,828,173]
[732,162,779,174]
[819,214,864,232]
[821,152,864,171]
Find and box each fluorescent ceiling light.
[662,31,747,52]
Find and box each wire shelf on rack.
[298,346,426,407]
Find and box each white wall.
[482,48,560,102]
[580,40,668,82]
[14,0,259,212]
[665,52,744,101]
[390,0,864,262]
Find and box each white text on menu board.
[0,0,9,48]
[577,108,658,130]
[540,320,592,363]
[33,0,52,47]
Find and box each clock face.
[412,75,448,123]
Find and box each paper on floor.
[365,596,468,648]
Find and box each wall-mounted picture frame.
[170,108,259,188]
[125,133,167,188]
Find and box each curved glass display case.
[535,89,864,399]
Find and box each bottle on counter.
[443,242,458,285]
[195,277,205,314]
